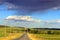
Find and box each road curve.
[14,33,31,40]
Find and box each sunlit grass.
[0,33,23,40]
[0,26,24,40]
[28,33,60,40]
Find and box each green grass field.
[28,28,60,40]
[0,25,25,40]
[0,27,9,37]
[1,26,60,40]
[0,26,25,37]
[32,34,60,40]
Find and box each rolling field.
[28,28,60,40]
[1,26,60,40]
[0,25,24,40]
[28,34,60,40]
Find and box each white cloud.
[6,15,41,22]
[46,20,60,23]
[44,20,60,26]
[52,6,60,10]
[55,20,60,22]
[6,3,18,10]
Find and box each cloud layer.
[0,16,59,28]
[6,15,60,25]
[0,0,60,15]
[6,15,41,22]
[6,0,60,10]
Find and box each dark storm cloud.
[0,0,6,4]
[0,0,60,15]
[6,0,60,10]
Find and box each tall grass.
[0,26,24,37]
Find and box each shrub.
[47,31,53,34]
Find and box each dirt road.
[14,33,31,40]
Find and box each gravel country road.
[14,33,31,40]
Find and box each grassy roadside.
[0,33,23,40]
[28,33,60,40]
[0,26,25,40]
[28,33,44,40]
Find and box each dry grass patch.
[28,33,60,40]
[0,33,23,40]
[28,33,44,40]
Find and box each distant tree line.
[27,28,60,35]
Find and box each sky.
[0,4,60,20]
[0,0,60,28]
